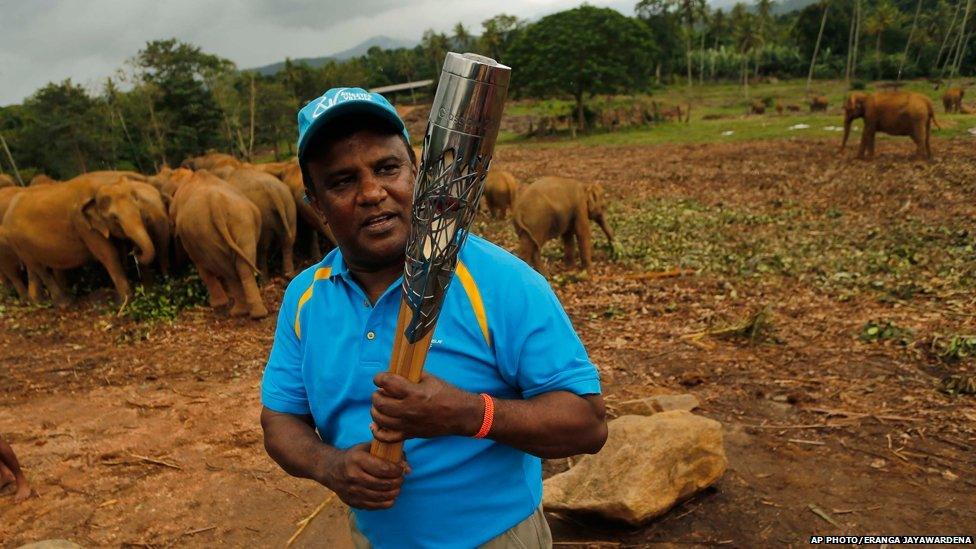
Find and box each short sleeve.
[261,277,311,415]
[493,270,601,399]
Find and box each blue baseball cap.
[296,87,410,168]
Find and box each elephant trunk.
[842,113,854,149]
[122,215,156,265]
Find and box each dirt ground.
[2,138,974,548]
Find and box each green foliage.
[930,335,976,364]
[850,79,867,90]
[859,320,913,345]
[507,6,659,128]
[121,274,208,323]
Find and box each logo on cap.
[311,88,375,119]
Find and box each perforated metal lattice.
[401,142,491,343]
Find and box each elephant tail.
[212,199,261,276]
[270,187,296,242]
[929,104,941,130]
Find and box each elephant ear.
[81,197,111,239]
[586,184,602,214]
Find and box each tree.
[421,30,451,81]
[452,23,474,52]
[134,39,232,165]
[508,6,658,131]
[479,14,522,62]
[637,0,698,86]
[731,4,763,96]
[17,80,115,178]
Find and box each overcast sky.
[0,0,643,107]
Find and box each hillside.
[247,35,416,76]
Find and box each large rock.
[616,393,700,416]
[543,411,727,525]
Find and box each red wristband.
[473,393,494,439]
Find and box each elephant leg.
[198,266,230,309]
[281,231,296,279]
[562,231,577,267]
[910,126,926,160]
[225,272,249,317]
[236,257,267,319]
[575,215,594,272]
[516,232,540,272]
[0,268,27,301]
[27,270,42,302]
[257,230,271,279]
[81,233,132,303]
[29,263,68,306]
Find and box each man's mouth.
[361,212,398,233]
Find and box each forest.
[0,0,973,181]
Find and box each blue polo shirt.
[261,234,601,548]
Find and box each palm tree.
[807,0,830,93]
[864,0,902,75]
[452,23,474,52]
[897,0,924,80]
[732,5,763,97]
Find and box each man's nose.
[358,172,388,204]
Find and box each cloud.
[0,0,635,106]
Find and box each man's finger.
[373,373,412,398]
[371,391,403,416]
[371,406,406,431]
[359,452,408,480]
[370,422,406,443]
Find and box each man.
[260,88,607,548]
[0,434,31,503]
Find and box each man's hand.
[370,372,481,443]
[321,442,410,510]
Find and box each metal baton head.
[402,53,511,343]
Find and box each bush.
[122,274,209,322]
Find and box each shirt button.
[366,331,376,341]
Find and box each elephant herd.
[0,153,336,319]
[0,150,613,318]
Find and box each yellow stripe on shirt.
[294,266,333,339]
[455,261,491,349]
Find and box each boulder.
[543,411,726,525]
[615,393,700,416]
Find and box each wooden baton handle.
[370,297,436,462]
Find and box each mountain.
[247,35,417,76]
[708,0,818,14]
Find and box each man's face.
[307,130,416,271]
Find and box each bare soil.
[2,138,974,548]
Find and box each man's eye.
[329,177,354,189]
[378,164,400,175]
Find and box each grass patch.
[859,320,913,345]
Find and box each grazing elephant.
[750,101,766,115]
[512,177,614,276]
[280,163,336,260]
[181,152,241,171]
[0,174,16,188]
[225,168,297,277]
[810,95,829,112]
[942,87,965,113]
[125,180,171,278]
[483,170,520,220]
[842,91,937,160]
[170,170,267,319]
[3,179,156,305]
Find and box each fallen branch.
[789,438,826,446]
[287,492,336,546]
[130,453,181,470]
[806,407,920,423]
[808,503,841,527]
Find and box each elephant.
[66,170,148,185]
[482,170,520,220]
[0,174,15,188]
[170,170,267,319]
[250,160,297,180]
[512,176,614,276]
[750,101,766,115]
[225,168,297,277]
[3,178,156,305]
[942,87,965,113]
[0,186,27,299]
[29,174,58,186]
[810,95,829,112]
[181,152,241,171]
[279,163,336,260]
[842,91,937,160]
